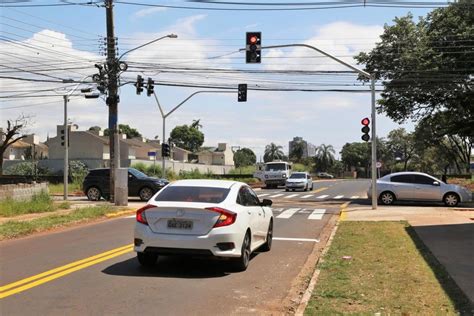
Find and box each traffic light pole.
[153,90,235,175]
[240,43,378,209]
[63,95,68,201]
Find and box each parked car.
[285,172,313,191]
[316,172,334,179]
[83,168,169,201]
[134,179,274,271]
[367,171,472,206]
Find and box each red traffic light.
[361,117,370,126]
[249,36,258,44]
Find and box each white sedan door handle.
[247,210,251,215]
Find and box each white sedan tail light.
[205,207,237,228]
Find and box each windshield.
[265,163,287,171]
[128,168,148,179]
[155,186,230,203]
[290,173,306,179]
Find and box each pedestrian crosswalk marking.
[271,208,284,213]
[316,195,329,199]
[350,196,359,199]
[269,193,284,198]
[257,193,270,198]
[333,195,344,199]
[308,209,326,220]
[276,208,301,219]
[285,194,299,199]
[301,194,314,199]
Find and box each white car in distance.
[134,180,274,271]
[285,172,313,191]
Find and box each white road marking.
[271,208,284,213]
[308,209,326,220]
[284,194,299,199]
[257,193,270,198]
[274,237,320,242]
[125,215,135,218]
[301,194,314,199]
[316,195,329,199]
[299,210,311,214]
[276,208,300,219]
[269,194,284,198]
[350,196,359,199]
[333,195,344,199]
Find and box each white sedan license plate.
[167,219,193,230]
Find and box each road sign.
[148,151,156,157]
[376,161,382,168]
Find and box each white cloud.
[131,7,167,19]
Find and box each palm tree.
[191,119,202,130]
[315,144,336,171]
[264,143,285,162]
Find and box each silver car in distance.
[368,171,472,206]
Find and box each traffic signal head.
[238,83,247,102]
[60,128,70,147]
[135,75,144,95]
[161,143,170,157]
[147,77,155,97]
[361,117,370,142]
[246,32,261,64]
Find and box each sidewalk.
[343,205,474,305]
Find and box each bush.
[4,162,50,176]
[131,162,148,173]
[69,160,88,189]
[146,164,162,177]
[0,191,56,217]
[229,165,256,175]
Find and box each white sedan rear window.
[155,186,230,203]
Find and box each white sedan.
[134,179,274,271]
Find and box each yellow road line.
[0,244,133,297]
[339,202,351,221]
[312,187,328,193]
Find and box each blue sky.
[1,2,434,159]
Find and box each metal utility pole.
[240,43,378,209]
[63,95,68,201]
[105,0,121,204]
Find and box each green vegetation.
[170,121,205,152]
[0,205,113,239]
[233,148,257,168]
[306,222,471,315]
[229,165,256,175]
[48,182,82,195]
[0,191,70,217]
[103,124,142,138]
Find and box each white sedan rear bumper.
[134,223,244,258]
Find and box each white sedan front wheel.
[443,193,459,207]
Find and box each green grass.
[0,191,70,217]
[47,182,82,195]
[0,205,113,239]
[228,165,256,174]
[305,221,472,315]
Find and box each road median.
[304,221,472,315]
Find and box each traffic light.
[146,77,154,97]
[162,143,170,157]
[60,127,70,147]
[135,75,144,95]
[238,84,247,102]
[246,32,261,63]
[361,117,370,142]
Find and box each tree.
[355,1,473,140]
[386,128,416,171]
[170,124,204,152]
[314,144,335,172]
[289,141,304,163]
[263,143,285,162]
[104,124,142,138]
[191,119,202,130]
[340,142,370,171]
[0,115,31,175]
[234,148,256,168]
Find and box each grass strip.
[305,221,472,315]
[47,183,82,195]
[0,191,70,217]
[0,205,113,240]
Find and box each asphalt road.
[0,179,370,315]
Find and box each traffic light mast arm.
[238,42,377,209]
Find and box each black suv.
[83,168,169,201]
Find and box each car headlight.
[265,175,268,179]
[282,174,287,178]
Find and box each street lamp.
[60,76,99,200]
[118,34,178,61]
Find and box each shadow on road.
[102,254,259,279]
[405,224,474,313]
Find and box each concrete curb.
[294,208,343,315]
[105,209,135,218]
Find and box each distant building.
[288,136,316,159]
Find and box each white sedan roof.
[168,179,243,189]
